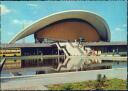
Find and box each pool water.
[1,61,127,78]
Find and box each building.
[2,10,127,70]
[84,42,127,56]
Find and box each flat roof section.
[1,42,127,48]
[0,43,53,48]
[84,42,127,46]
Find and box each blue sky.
[1,1,127,43]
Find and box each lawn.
[47,78,127,90]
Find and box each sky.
[0,1,127,43]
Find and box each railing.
[56,42,70,56]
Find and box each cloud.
[13,19,20,24]
[115,27,126,32]
[0,5,11,15]
[122,24,127,28]
[114,24,127,32]
[115,28,122,31]
[27,4,38,7]
[12,19,34,26]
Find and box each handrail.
[63,46,70,56]
[56,42,70,56]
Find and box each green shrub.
[48,77,127,90]
[61,84,72,90]
[95,74,108,90]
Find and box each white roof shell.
[9,10,111,43]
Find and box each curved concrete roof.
[9,10,111,43]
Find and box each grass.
[47,78,127,90]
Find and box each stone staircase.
[58,42,85,56]
[55,42,101,71]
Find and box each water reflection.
[1,57,127,78]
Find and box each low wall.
[3,59,21,69]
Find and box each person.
[116,48,119,54]
[113,49,115,55]
[75,39,77,44]
[79,37,82,45]
[77,38,80,47]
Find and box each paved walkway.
[1,68,127,90]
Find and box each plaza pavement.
[1,68,127,90]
